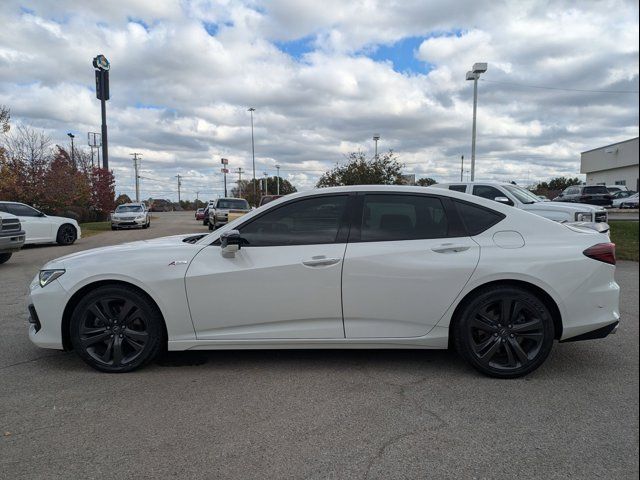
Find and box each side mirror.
[494,196,512,205]
[220,230,242,258]
[38,212,46,217]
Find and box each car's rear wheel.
[70,285,165,372]
[0,253,12,264]
[56,224,77,245]
[453,286,554,378]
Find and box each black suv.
[555,185,614,206]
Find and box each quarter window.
[359,194,449,242]
[454,200,505,236]
[239,195,348,246]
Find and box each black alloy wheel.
[454,286,554,378]
[70,285,164,372]
[56,224,77,245]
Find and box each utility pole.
[130,153,142,202]
[460,155,464,182]
[248,107,256,204]
[175,174,182,203]
[236,167,244,197]
[275,164,281,195]
[263,172,268,196]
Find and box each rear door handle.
[431,244,471,254]
[302,256,341,267]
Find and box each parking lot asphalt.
[1,212,638,479]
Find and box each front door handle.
[302,256,341,267]
[431,244,471,254]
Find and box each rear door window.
[584,186,609,195]
[449,185,468,193]
[358,194,449,242]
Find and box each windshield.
[217,199,249,210]
[115,205,143,213]
[503,185,540,204]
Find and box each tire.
[453,286,555,379]
[69,285,165,373]
[208,221,214,230]
[56,224,77,245]
[111,225,118,231]
[0,253,12,264]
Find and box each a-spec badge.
[168,260,188,266]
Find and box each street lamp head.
[373,134,380,141]
[248,107,255,112]
[466,71,478,81]
[275,164,281,169]
[472,62,488,74]
[67,132,75,139]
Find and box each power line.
[481,78,639,94]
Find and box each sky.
[0,0,638,201]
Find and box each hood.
[525,201,605,213]
[47,215,80,225]
[44,233,205,268]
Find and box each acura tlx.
[28,186,620,378]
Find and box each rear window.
[449,185,467,193]
[584,186,609,195]
[217,199,249,210]
[454,200,505,236]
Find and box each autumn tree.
[41,147,91,214]
[115,194,133,205]
[90,167,116,219]
[316,151,404,187]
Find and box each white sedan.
[28,186,620,378]
[0,201,81,245]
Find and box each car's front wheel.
[56,224,77,245]
[0,253,12,264]
[70,285,165,372]
[453,286,554,378]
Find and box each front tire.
[56,224,77,245]
[0,253,12,264]
[453,286,554,379]
[69,285,165,373]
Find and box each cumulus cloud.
[0,0,638,200]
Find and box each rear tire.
[70,285,165,373]
[453,286,554,378]
[56,224,77,245]
[0,253,12,264]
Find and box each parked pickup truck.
[0,212,26,264]
[433,182,608,224]
[208,197,251,230]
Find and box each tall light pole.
[221,158,229,197]
[263,172,269,195]
[373,134,380,158]
[92,54,110,170]
[175,174,182,203]
[67,133,75,167]
[466,62,487,182]
[248,107,256,204]
[130,153,142,202]
[275,164,281,195]
[236,167,244,196]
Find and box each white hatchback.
[0,201,81,245]
[28,186,620,377]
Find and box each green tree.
[232,177,297,206]
[115,194,132,205]
[416,177,437,187]
[548,177,582,191]
[316,151,404,187]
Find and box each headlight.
[136,215,146,220]
[575,212,593,222]
[39,269,65,288]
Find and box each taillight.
[583,243,616,265]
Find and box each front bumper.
[0,230,26,252]
[112,218,146,228]
[28,277,68,350]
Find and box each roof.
[580,136,639,155]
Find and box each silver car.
[208,197,250,230]
[111,203,151,230]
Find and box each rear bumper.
[560,320,619,342]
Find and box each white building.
[581,137,639,191]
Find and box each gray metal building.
[581,137,639,190]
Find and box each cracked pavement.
[1,212,638,479]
